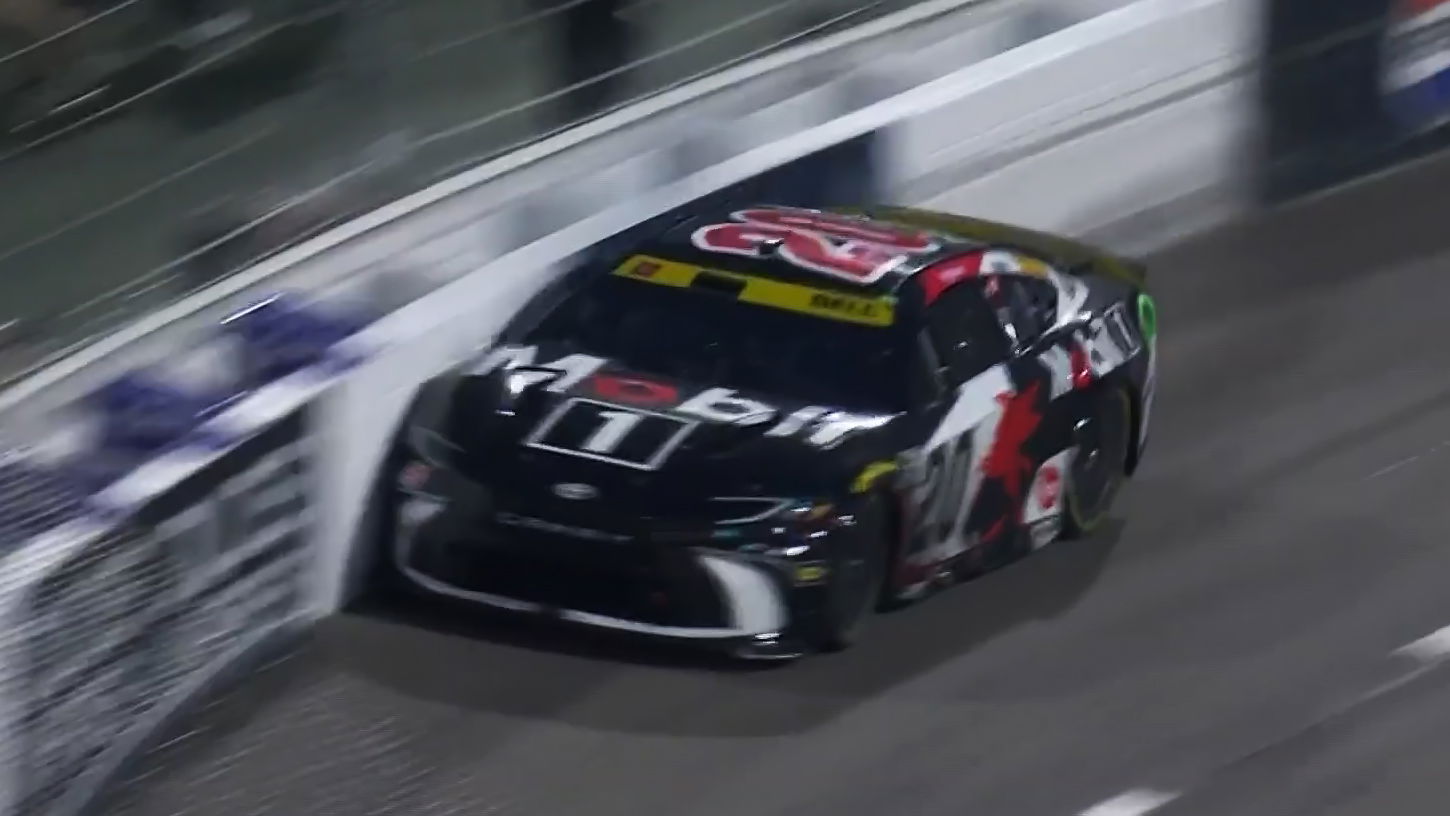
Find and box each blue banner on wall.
[1260,0,1450,201]
[15,404,313,816]
[1383,0,1450,134]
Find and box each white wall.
[893,0,1259,238]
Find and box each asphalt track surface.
[91,148,1450,815]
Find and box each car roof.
[633,204,987,296]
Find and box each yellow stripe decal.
[614,255,896,326]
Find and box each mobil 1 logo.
[524,398,699,470]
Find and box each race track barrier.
[0,0,1259,812]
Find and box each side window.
[992,275,1058,348]
[924,284,1010,384]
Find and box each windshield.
[524,268,913,413]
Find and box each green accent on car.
[1136,293,1158,342]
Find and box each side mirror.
[1012,329,1060,359]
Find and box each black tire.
[1062,384,1133,538]
[875,495,921,610]
[809,494,890,652]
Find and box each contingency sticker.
[614,255,897,326]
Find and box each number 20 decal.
[691,208,941,285]
[916,434,974,544]
[524,398,698,470]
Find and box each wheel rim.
[1071,392,1128,523]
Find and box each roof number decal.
[690,207,940,285]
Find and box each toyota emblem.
[553,482,599,501]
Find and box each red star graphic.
[980,381,1044,502]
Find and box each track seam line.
[1079,789,1180,816]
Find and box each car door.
[901,278,1018,571]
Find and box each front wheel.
[806,495,890,652]
[1062,385,1132,538]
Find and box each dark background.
[7,0,1450,370]
[0,0,917,381]
[1259,0,1450,200]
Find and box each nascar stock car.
[373,203,1159,660]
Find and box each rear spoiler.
[843,205,1150,289]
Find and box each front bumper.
[393,490,826,656]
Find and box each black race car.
[374,204,1159,660]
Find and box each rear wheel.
[808,494,889,652]
[1062,385,1132,538]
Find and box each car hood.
[441,342,898,511]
